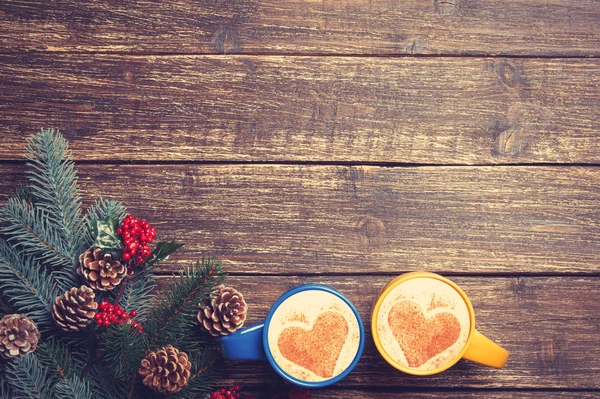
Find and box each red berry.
[130,310,137,317]
[123,252,131,260]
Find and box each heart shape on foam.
[388,300,461,368]
[277,311,349,379]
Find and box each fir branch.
[25,128,85,263]
[0,198,79,291]
[88,364,129,399]
[83,198,127,248]
[116,266,156,319]
[6,353,54,399]
[0,241,58,329]
[53,377,93,399]
[36,339,85,381]
[0,374,9,399]
[100,324,146,382]
[171,347,221,399]
[143,256,226,353]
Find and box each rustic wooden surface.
[2,164,599,274]
[1,0,599,398]
[1,55,599,164]
[1,0,600,55]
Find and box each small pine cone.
[52,285,98,332]
[78,247,127,291]
[0,314,40,359]
[197,285,247,337]
[139,345,192,395]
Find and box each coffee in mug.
[267,289,362,382]
[221,284,365,387]
[372,272,509,375]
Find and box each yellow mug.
[372,272,509,375]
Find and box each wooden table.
[1,1,599,398]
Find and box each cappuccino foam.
[376,277,470,371]
[267,289,361,382]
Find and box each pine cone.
[0,314,40,359]
[139,345,192,395]
[78,247,127,291]
[197,285,247,337]
[52,285,98,332]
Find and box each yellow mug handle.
[462,330,510,368]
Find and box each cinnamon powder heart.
[277,311,349,379]
[388,300,461,368]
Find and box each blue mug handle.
[220,322,267,360]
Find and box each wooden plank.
[1,164,599,274]
[0,0,599,55]
[246,390,600,398]
[1,55,599,164]
[156,275,600,389]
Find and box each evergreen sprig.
[142,256,226,354]
[116,265,156,319]
[171,347,222,399]
[25,128,85,264]
[1,130,226,398]
[100,324,146,382]
[0,376,9,399]
[5,353,54,399]
[36,339,86,381]
[0,241,58,329]
[53,377,94,399]
[0,198,78,291]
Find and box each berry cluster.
[208,385,254,399]
[117,215,156,265]
[95,301,143,332]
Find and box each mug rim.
[371,272,476,376]
[263,283,365,388]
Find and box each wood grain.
[1,55,599,164]
[156,275,600,389]
[2,164,599,274]
[1,0,599,56]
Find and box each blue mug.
[221,284,365,388]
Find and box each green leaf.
[92,217,123,259]
[145,240,183,267]
[83,198,127,249]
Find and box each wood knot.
[494,60,523,89]
[490,122,523,157]
[403,38,424,54]
[490,103,553,157]
[181,171,195,194]
[213,25,241,54]
[357,216,385,239]
[509,277,536,302]
[536,337,566,375]
[434,0,459,15]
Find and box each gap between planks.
[1,160,600,168]
[154,272,600,278]
[1,51,600,59]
